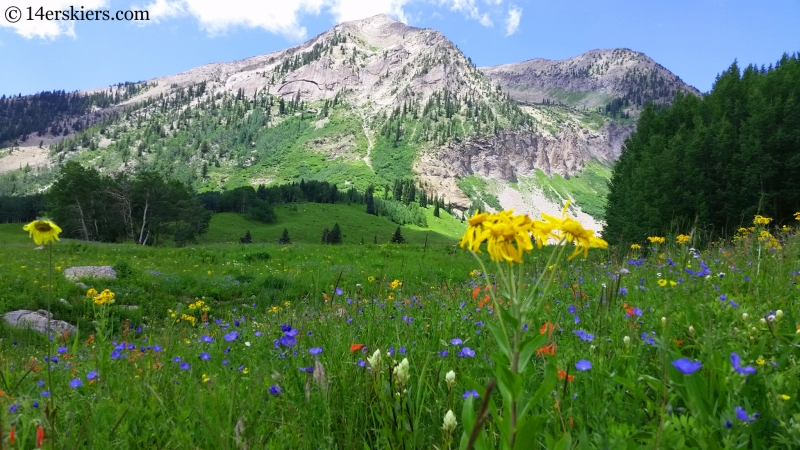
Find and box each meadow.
[1,213,799,449]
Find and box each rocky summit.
[0,14,699,230]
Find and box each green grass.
[517,162,612,220]
[197,203,464,245]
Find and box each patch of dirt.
[0,146,50,174]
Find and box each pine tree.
[240,230,252,244]
[321,228,330,244]
[328,223,342,244]
[365,185,376,215]
[434,203,440,218]
[390,227,405,244]
[278,228,291,244]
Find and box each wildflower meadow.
[1,209,800,449]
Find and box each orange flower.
[36,423,44,448]
[85,334,95,344]
[471,286,481,299]
[9,426,15,445]
[557,369,574,382]
[536,344,555,356]
[673,340,684,346]
[539,322,556,335]
[323,293,330,301]
[350,343,365,353]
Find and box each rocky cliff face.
[480,48,701,109]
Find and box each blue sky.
[1,0,798,97]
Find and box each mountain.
[0,15,699,231]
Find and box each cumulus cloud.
[443,0,492,26]
[505,5,521,36]
[0,0,110,39]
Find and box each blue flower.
[69,378,83,388]
[439,350,449,357]
[573,316,581,324]
[86,371,98,380]
[450,338,463,346]
[335,287,343,296]
[269,385,283,396]
[672,358,702,375]
[309,347,323,355]
[57,346,68,354]
[173,356,182,363]
[153,345,162,352]
[568,305,576,314]
[199,352,211,361]
[180,362,191,371]
[462,389,480,399]
[279,335,296,347]
[730,352,756,375]
[201,335,214,343]
[32,401,38,408]
[572,330,594,342]
[357,360,366,367]
[9,404,19,413]
[457,347,475,358]
[38,380,45,386]
[575,360,592,371]
[299,366,313,373]
[388,347,395,356]
[735,406,758,422]
[224,331,239,342]
[40,391,51,397]
[399,346,407,355]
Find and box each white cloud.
[505,5,520,36]
[0,0,110,39]
[3,0,513,40]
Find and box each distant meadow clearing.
[1,211,800,449]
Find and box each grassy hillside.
[198,203,465,245]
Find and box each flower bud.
[751,327,758,334]
[742,313,749,321]
[688,326,695,335]
[661,317,667,326]
[445,370,455,390]
[776,310,784,320]
[796,328,800,335]
[443,410,457,433]
[623,336,631,347]
[367,349,381,370]
[760,318,767,325]
[733,327,739,333]
[393,358,410,386]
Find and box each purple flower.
[730,352,756,375]
[573,316,581,324]
[575,360,592,371]
[572,330,594,342]
[279,335,296,348]
[299,366,314,373]
[439,350,449,357]
[224,331,239,342]
[462,389,480,399]
[335,287,343,296]
[9,404,19,413]
[199,352,211,361]
[38,380,45,386]
[40,391,51,397]
[86,371,98,380]
[450,338,463,346]
[69,378,83,388]
[388,347,395,356]
[255,331,262,337]
[180,362,191,371]
[201,335,214,343]
[568,305,576,314]
[280,324,293,332]
[173,356,182,363]
[269,385,282,396]
[57,346,68,354]
[309,347,323,355]
[399,346,407,355]
[222,360,230,365]
[32,401,38,408]
[457,347,475,358]
[672,358,702,375]
[735,406,758,422]
[357,360,366,367]
[153,345,162,352]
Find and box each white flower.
[760,318,767,325]
[245,341,251,347]
[742,313,749,321]
[367,349,381,370]
[445,370,455,390]
[776,310,784,320]
[688,326,695,335]
[661,317,667,326]
[443,410,457,433]
[623,336,630,347]
[393,358,410,386]
[767,315,776,323]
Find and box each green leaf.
[518,333,548,373]
[520,360,557,418]
[498,305,520,330]
[486,320,513,360]
[552,433,572,450]
[513,414,546,450]
[459,397,477,450]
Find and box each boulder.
[64,266,117,281]
[3,310,77,336]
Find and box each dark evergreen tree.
[434,203,440,218]
[390,226,405,244]
[240,230,252,244]
[278,228,291,244]
[328,223,342,244]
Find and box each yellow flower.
[794,212,800,221]
[753,215,773,225]
[630,244,641,250]
[676,234,691,244]
[459,211,490,252]
[657,279,667,287]
[647,236,666,244]
[242,367,249,374]
[93,289,115,305]
[388,293,395,301]
[669,280,677,287]
[86,288,99,298]
[202,374,211,383]
[283,301,291,307]
[539,202,607,260]
[780,394,791,401]
[23,219,62,245]
[755,357,766,366]
[390,279,402,289]
[368,276,375,283]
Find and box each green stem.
[47,241,54,406]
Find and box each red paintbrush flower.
[36,423,44,448]
[350,343,364,353]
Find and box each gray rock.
[3,310,77,336]
[64,266,117,281]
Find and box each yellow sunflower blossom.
[756,356,766,366]
[390,279,402,289]
[630,244,642,250]
[459,211,490,252]
[647,236,666,244]
[753,215,773,225]
[86,288,99,298]
[539,202,607,260]
[367,276,375,283]
[676,234,691,244]
[23,219,62,245]
[794,212,800,221]
[93,289,115,306]
[657,279,667,287]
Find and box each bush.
[390,227,405,244]
[239,230,252,244]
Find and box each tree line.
[604,53,800,244]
